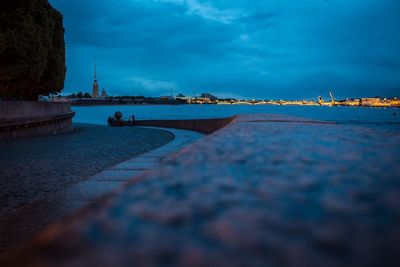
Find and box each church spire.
[94,57,97,80]
[92,58,99,98]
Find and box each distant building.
[101,88,107,97]
[360,97,384,107]
[92,60,99,98]
[160,95,174,100]
[390,97,400,107]
[344,98,361,106]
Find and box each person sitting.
[107,112,135,126]
[129,114,135,125]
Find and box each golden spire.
[92,58,99,98]
[94,57,97,80]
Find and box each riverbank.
[72,104,400,124]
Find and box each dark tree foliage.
[0,0,66,100]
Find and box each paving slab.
[58,181,122,201]
[111,161,160,170]
[90,170,146,181]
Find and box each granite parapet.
[6,114,400,267]
[0,101,75,139]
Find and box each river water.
[72,104,400,126]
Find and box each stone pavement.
[6,114,400,267]
[0,126,203,259]
[52,127,204,213]
[0,123,175,216]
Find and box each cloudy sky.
[49,0,400,99]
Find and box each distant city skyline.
[50,0,400,99]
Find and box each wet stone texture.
[8,115,400,267]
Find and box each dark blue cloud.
[49,0,400,99]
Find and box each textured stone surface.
[0,123,174,215]
[89,170,144,182]
[0,125,203,259]
[135,116,235,134]
[0,124,174,257]
[0,101,71,120]
[6,115,400,267]
[0,102,74,140]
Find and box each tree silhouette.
[0,0,66,100]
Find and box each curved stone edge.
[134,116,236,134]
[0,102,75,140]
[56,127,204,207]
[0,127,204,261]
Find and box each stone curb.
[56,127,204,212]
